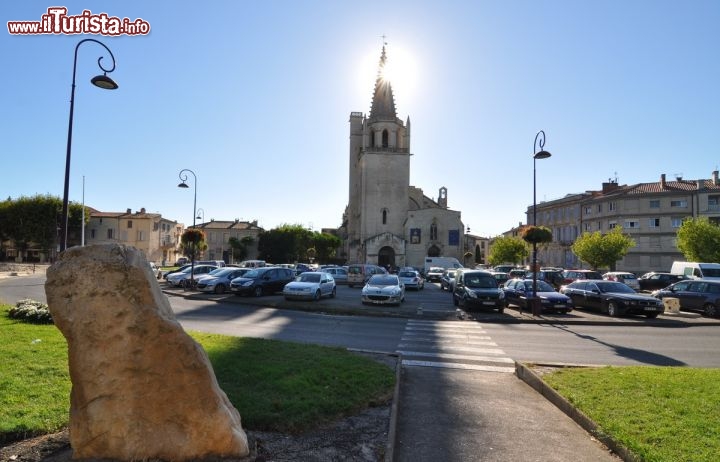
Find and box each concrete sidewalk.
[393,366,620,462]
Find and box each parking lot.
[160,279,720,326]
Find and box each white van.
[670,261,720,280]
[423,257,463,275]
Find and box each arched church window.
[430,223,438,241]
[382,129,389,148]
[382,208,388,225]
[370,131,375,147]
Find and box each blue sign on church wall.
[410,228,421,244]
[448,229,459,246]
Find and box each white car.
[361,274,405,306]
[166,264,218,287]
[283,272,336,300]
[196,268,252,294]
[398,270,424,290]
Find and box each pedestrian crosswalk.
[396,320,516,373]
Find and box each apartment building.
[87,208,183,264]
[191,219,263,264]
[528,171,720,274]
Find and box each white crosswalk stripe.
[397,320,515,373]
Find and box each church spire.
[369,43,397,121]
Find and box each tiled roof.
[625,179,720,194]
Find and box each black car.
[452,269,505,313]
[652,279,720,317]
[503,279,573,314]
[637,272,688,292]
[561,280,664,318]
[230,267,295,297]
[439,269,457,291]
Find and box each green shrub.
[7,299,53,324]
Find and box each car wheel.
[330,287,336,298]
[607,301,619,317]
[313,290,320,301]
[498,307,504,314]
[703,303,718,317]
[452,295,459,306]
[646,312,659,319]
[254,286,263,297]
[214,284,226,294]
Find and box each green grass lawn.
[0,308,395,444]
[544,366,720,462]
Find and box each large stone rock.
[45,244,250,460]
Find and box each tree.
[257,224,313,263]
[487,236,529,266]
[311,232,342,263]
[228,236,255,262]
[521,226,553,245]
[571,227,635,271]
[676,217,720,262]
[181,229,207,261]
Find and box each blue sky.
[4,1,719,238]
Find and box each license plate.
[644,307,659,311]
[483,301,495,305]
[554,304,566,308]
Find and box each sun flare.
[357,43,418,107]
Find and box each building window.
[107,229,114,239]
[127,220,133,229]
[623,220,639,229]
[382,209,388,225]
[649,218,660,228]
[90,229,96,239]
[597,221,602,231]
[671,218,683,228]
[584,206,592,215]
[597,204,602,213]
[609,202,616,211]
[382,129,389,148]
[584,222,591,231]
[609,221,617,229]
[430,223,438,241]
[138,231,144,241]
[671,200,687,208]
[649,200,660,208]
[153,222,159,231]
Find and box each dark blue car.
[503,278,573,314]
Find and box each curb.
[515,362,641,462]
[385,353,402,462]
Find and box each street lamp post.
[60,39,118,252]
[196,208,205,224]
[178,169,198,286]
[531,130,552,316]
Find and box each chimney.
[602,182,619,193]
[697,180,703,190]
[140,207,146,213]
[660,174,666,189]
[126,208,131,214]
[713,170,719,186]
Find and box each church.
[339,44,465,270]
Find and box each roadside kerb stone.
[515,362,641,462]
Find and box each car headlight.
[498,290,505,300]
[466,290,477,298]
[241,280,254,287]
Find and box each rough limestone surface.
[45,243,250,461]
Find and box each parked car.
[652,279,720,317]
[320,266,348,284]
[347,264,387,287]
[230,267,295,297]
[561,269,603,285]
[439,269,457,291]
[163,264,192,280]
[174,257,189,266]
[196,268,252,294]
[425,266,445,282]
[489,271,510,287]
[561,280,664,318]
[602,272,640,290]
[637,272,688,291]
[502,279,573,314]
[166,264,218,287]
[283,272,336,300]
[670,261,720,280]
[294,263,314,275]
[452,269,505,313]
[398,270,424,290]
[508,268,527,279]
[148,262,161,279]
[361,274,405,306]
[528,268,565,290]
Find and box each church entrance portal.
[378,246,395,271]
[427,245,441,257]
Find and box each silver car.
[361,274,405,306]
[196,268,252,294]
[398,270,424,290]
[283,272,336,300]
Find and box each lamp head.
[91,74,118,90]
[178,182,189,189]
[534,150,552,160]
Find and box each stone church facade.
[339,45,464,270]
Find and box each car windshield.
[348,266,362,274]
[368,275,398,286]
[297,273,321,283]
[444,271,457,278]
[596,281,635,293]
[429,267,444,273]
[242,269,262,278]
[465,275,497,289]
[209,268,230,276]
[399,271,416,278]
[702,268,720,277]
[524,280,555,292]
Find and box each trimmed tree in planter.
[521,226,552,271]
